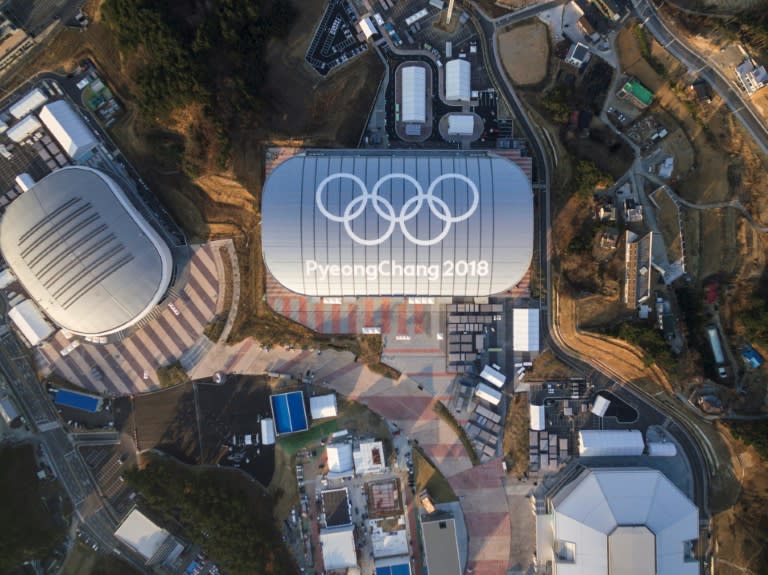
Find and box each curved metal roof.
[0,167,172,336]
[261,151,533,297]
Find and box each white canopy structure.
[647,442,677,457]
[359,17,376,39]
[260,418,276,445]
[480,364,506,388]
[591,395,611,417]
[7,115,41,143]
[8,300,53,346]
[327,442,354,475]
[513,308,540,352]
[114,509,170,561]
[475,382,502,406]
[578,430,644,457]
[530,404,546,431]
[310,393,338,420]
[445,59,471,101]
[39,100,98,160]
[546,468,699,575]
[320,525,358,570]
[447,114,474,135]
[9,88,48,119]
[400,65,426,123]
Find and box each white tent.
[530,404,545,431]
[8,300,53,346]
[39,100,98,160]
[578,429,644,457]
[327,442,354,474]
[260,418,276,445]
[480,364,506,388]
[447,114,474,135]
[9,88,48,119]
[513,308,540,352]
[401,66,426,123]
[7,115,41,143]
[359,17,376,39]
[114,509,170,561]
[310,393,338,420]
[320,525,358,570]
[475,382,502,406]
[647,442,677,457]
[0,395,20,425]
[591,395,611,417]
[445,59,471,101]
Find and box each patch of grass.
[203,316,227,342]
[503,394,530,476]
[268,446,299,521]
[0,444,67,572]
[433,401,480,466]
[413,445,458,504]
[277,420,339,456]
[632,25,667,78]
[156,360,189,388]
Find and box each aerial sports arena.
[261,151,533,298]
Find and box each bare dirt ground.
[502,394,530,476]
[529,350,581,380]
[498,21,550,86]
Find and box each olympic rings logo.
[315,172,479,246]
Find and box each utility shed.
[6,115,41,143]
[530,404,545,431]
[38,100,98,160]
[513,308,540,352]
[445,59,471,101]
[8,300,53,346]
[9,88,48,119]
[578,429,644,457]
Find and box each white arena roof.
[261,151,534,297]
[114,509,170,561]
[39,100,98,160]
[548,468,699,575]
[400,65,426,123]
[0,167,173,336]
[320,525,358,570]
[310,393,338,419]
[445,59,471,101]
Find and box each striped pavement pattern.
[36,244,222,395]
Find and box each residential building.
[735,58,768,94]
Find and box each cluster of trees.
[125,457,295,575]
[102,0,296,122]
[727,421,768,460]
[616,322,677,375]
[0,445,66,572]
[738,271,768,350]
[573,160,610,200]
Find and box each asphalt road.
[632,0,768,154]
[471,1,713,539]
[0,324,149,573]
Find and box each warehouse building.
[8,88,47,119]
[0,166,173,337]
[537,467,699,574]
[421,512,463,575]
[445,59,471,102]
[320,524,358,570]
[39,100,98,161]
[8,299,54,346]
[578,430,644,457]
[6,114,41,142]
[114,508,184,566]
[400,64,426,123]
[261,150,533,298]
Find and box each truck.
[706,325,728,378]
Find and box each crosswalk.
[37,244,222,395]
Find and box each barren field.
[498,21,550,86]
[132,384,200,462]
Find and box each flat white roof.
[320,525,358,570]
[354,440,386,475]
[475,382,502,405]
[9,88,48,119]
[591,395,611,417]
[513,308,540,352]
[8,299,53,346]
[530,404,545,431]
[480,364,506,388]
[260,418,276,445]
[401,65,426,123]
[447,114,474,135]
[446,59,471,101]
[578,430,645,457]
[310,393,338,420]
[7,115,41,143]
[114,509,169,561]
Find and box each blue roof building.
[741,345,764,369]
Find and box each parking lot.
[306,0,368,76]
[78,443,137,517]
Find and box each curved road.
[632,0,768,154]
